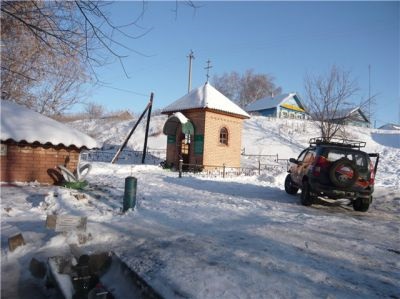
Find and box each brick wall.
[164,109,245,169]
[1,141,80,184]
[203,110,244,168]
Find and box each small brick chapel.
[162,82,250,169]
[1,100,98,184]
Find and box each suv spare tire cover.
[329,158,359,188]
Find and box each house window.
[281,111,288,118]
[219,127,228,145]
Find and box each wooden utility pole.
[368,64,371,123]
[142,93,154,164]
[187,50,195,92]
[111,94,154,164]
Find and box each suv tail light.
[312,156,330,176]
[369,161,375,185]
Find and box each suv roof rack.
[309,137,366,149]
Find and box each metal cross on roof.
[205,59,212,83]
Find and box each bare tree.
[34,57,89,115]
[85,102,105,119]
[0,1,108,114]
[1,1,195,115]
[304,65,359,140]
[212,71,242,103]
[212,69,282,108]
[1,1,150,74]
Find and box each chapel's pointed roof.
[162,83,250,118]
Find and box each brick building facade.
[1,142,80,184]
[1,101,98,184]
[162,83,249,169]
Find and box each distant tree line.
[213,65,375,140]
[212,69,282,108]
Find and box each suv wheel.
[329,158,359,188]
[353,197,371,212]
[284,174,299,195]
[300,180,314,206]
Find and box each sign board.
[46,215,87,232]
[0,144,7,156]
[8,233,25,251]
[194,135,204,155]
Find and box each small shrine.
[162,82,250,170]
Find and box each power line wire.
[95,82,149,97]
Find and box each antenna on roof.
[187,50,195,93]
[204,59,212,83]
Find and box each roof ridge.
[162,83,249,118]
[203,83,209,108]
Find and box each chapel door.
[180,137,190,170]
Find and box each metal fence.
[241,153,289,164]
[178,160,289,178]
[81,148,289,178]
[81,148,166,164]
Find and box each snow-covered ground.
[1,116,399,298]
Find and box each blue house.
[245,93,308,119]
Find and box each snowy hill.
[67,115,400,187]
[68,114,168,151]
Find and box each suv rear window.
[324,149,368,168]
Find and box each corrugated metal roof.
[245,93,298,112]
[332,107,369,122]
[162,83,250,118]
[1,101,99,149]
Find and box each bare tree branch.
[304,65,359,139]
[212,69,282,108]
[1,0,197,115]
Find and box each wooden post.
[142,93,154,164]
[258,160,261,175]
[111,95,153,164]
[223,164,226,178]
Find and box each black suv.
[285,137,379,212]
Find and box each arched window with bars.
[219,127,228,145]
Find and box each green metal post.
[123,176,137,212]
